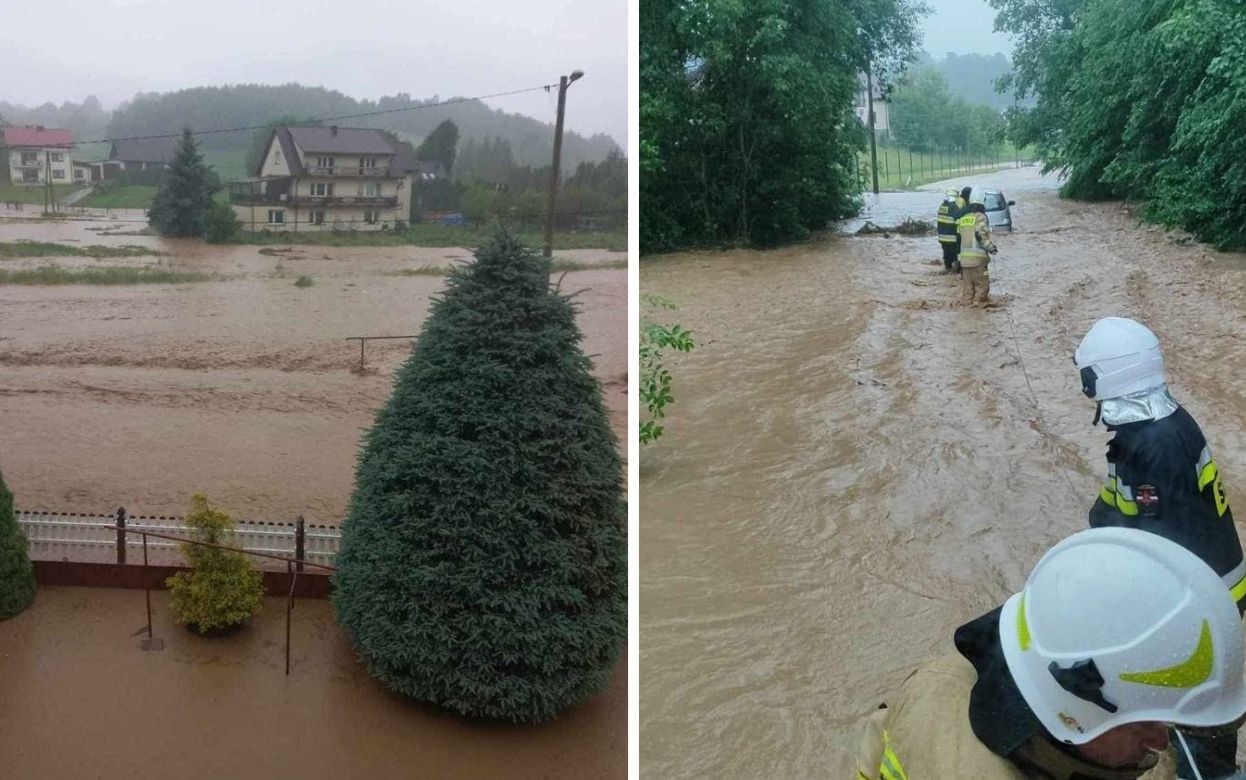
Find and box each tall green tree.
[0,468,36,620]
[332,229,626,723]
[415,119,460,175]
[640,0,928,251]
[148,129,219,237]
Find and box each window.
[317,156,335,169]
[267,209,285,224]
[311,210,325,225]
[74,169,85,180]
[358,182,381,197]
[20,152,37,165]
[51,153,63,162]
[53,169,65,179]
[360,157,376,168]
[310,182,335,196]
[22,170,38,182]
[363,209,377,224]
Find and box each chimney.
[330,125,338,136]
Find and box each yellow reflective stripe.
[956,215,976,228]
[937,235,958,243]
[1100,485,1116,505]
[936,215,957,224]
[1017,593,1031,651]
[1231,575,1246,603]
[1200,461,1218,492]
[878,731,909,780]
[1115,493,1139,516]
[1120,620,1213,688]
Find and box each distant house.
[87,136,179,182]
[229,125,423,232]
[109,136,178,171]
[2,126,75,185]
[72,160,92,184]
[854,73,891,139]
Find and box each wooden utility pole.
[866,65,880,195]
[543,70,583,259]
[44,150,51,214]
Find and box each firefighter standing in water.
[1075,316,1246,780]
[935,188,965,272]
[957,200,997,306]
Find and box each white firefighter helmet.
[1073,316,1165,400]
[945,188,959,198]
[999,527,1246,745]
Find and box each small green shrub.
[293,275,314,288]
[640,295,695,444]
[166,494,264,635]
[204,200,241,244]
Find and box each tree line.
[993,0,1246,248]
[640,0,928,252]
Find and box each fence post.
[116,507,127,565]
[295,516,305,574]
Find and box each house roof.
[286,126,395,155]
[2,126,74,148]
[390,141,445,178]
[110,136,178,163]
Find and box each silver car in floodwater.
[981,189,1015,231]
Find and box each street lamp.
[543,69,585,258]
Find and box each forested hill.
[104,84,618,171]
[911,52,1017,111]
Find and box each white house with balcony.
[3,126,75,185]
[228,125,420,232]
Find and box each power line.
[66,84,560,148]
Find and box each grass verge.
[77,185,159,209]
[0,266,212,285]
[0,241,161,258]
[233,224,626,252]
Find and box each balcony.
[304,166,390,177]
[230,192,398,208]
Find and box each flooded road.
[0,213,626,521]
[639,166,1246,777]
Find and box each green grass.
[0,241,162,258]
[385,258,627,277]
[857,145,1039,191]
[0,266,212,285]
[202,150,248,182]
[0,182,81,206]
[78,185,159,209]
[233,224,627,252]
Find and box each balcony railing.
[304,166,390,177]
[229,192,398,207]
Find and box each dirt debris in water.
[640,166,1246,778]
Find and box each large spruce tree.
[148,128,218,237]
[0,468,36,619]
[333,230,626,723]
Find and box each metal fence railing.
[17,508,340,568]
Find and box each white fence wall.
[17,510,340,567]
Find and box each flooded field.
[0,586,625,778]
[0,211,626,521]
[639,167,1246,777]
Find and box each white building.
[854,74,891,139]
[229,126,429,232]
[3,126,75,185]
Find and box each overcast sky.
[921,0,1015,58]
[0,0,625,145]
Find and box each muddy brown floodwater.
[640,166,1246,777]
[0,211,627,521]
[0,586,625,779]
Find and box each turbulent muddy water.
[0,211,626,521]
[639,167,1246,777]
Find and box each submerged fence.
[17,508,340,568]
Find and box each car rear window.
[984,193,1006,210]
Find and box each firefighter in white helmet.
[856,528,1246,779]
[1075,316,1246,779]
[936,188,965,272]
